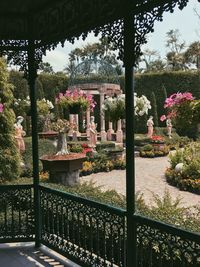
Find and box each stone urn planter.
[40,153,86,186]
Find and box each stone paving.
[0,243,80,267]
[81,156,200,207]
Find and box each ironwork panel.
[135,215,200,267]
[0,185,35,242]
[40,185,126,267]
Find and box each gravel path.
[80,156,200,207]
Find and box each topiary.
[0,58,20,181]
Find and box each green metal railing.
[39,185,200,267]
[39,185,126,267]
[135,214,200,267]
[0,184,35,243]
[0,184,199,266]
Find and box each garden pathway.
[80,156,200,207]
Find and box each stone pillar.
[116,119,123,143]
[101,118,107,141]
[107,121,114,141]
[100,93,107,141]
[86,108,90,137]
[74,114,81,137]
[68,114,74,136]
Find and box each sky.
[43,0,200,72]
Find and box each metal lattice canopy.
[69,58,120,86]
[0,0,193,71]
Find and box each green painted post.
[27,39,41,248]
[124,5,137,267]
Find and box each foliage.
[137,49,166,73]
[66,37,123,75]
[70,144,83,153]
[39,62,54,73]
[154,127,191,149]
[165,29,186,71]
[0,58,20,181]
[141,144,154,151]
[134,134,151,147]
[8,69,200,131]
[140,144,169,158]
[38,72,68,103]
[102,93,151,122]
[9,174,200,234]
[160,92,200,138]
[13,96,30,116]
[51,119,71,133]
[150,92,158,127]
[37,98,54,116]
[167,142,200,193]
[96,141,115,151]
[9,70,29,99]
[56,89,96,112]
[184,41,200,69]
[22,137,56,176]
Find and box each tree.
[0,58,20,180]
[39,62,54,73]
[9,70,29,99]
[165,29,186,70]
[65,37,122,75]
[150,92,158,127]
[184,41,200,69]
[137,49,165,73]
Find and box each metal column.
[124,5,137,267]
[27,40,41,248]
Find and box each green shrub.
[23,137,56,175]
[167,142,200,193]
[70,144,83,153]
[134,134,151,146]
[112,159,126,169]
[141,144,153,151]
[169,149,184,169]
[0,58,20,181]
[96,141,115,152]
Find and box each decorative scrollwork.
[0,0,193,71]
[136,219,200,267]
[0,185,35,242]
[40,186,126,267]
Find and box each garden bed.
[165,142,200,194]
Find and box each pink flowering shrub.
[56,89,96,112]
[164,92,194,108]
[161,92,200,138]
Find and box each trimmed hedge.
[9,70,200,133]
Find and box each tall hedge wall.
[119,71,200,126]
[9,70,200,128]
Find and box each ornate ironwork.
[40,186,200,267]
[0,185,35,242]
[0,0,193,71]
[135,215,200,267]
[69,58,120,86]
[40,185,126,267]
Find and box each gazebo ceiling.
[0,0,124,42]
[0,0,192,43]
[0,0,194,71]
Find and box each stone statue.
[14,116,26,153]
[166,118,172,139]
[89,116,97,149]
[147,116,154,138]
